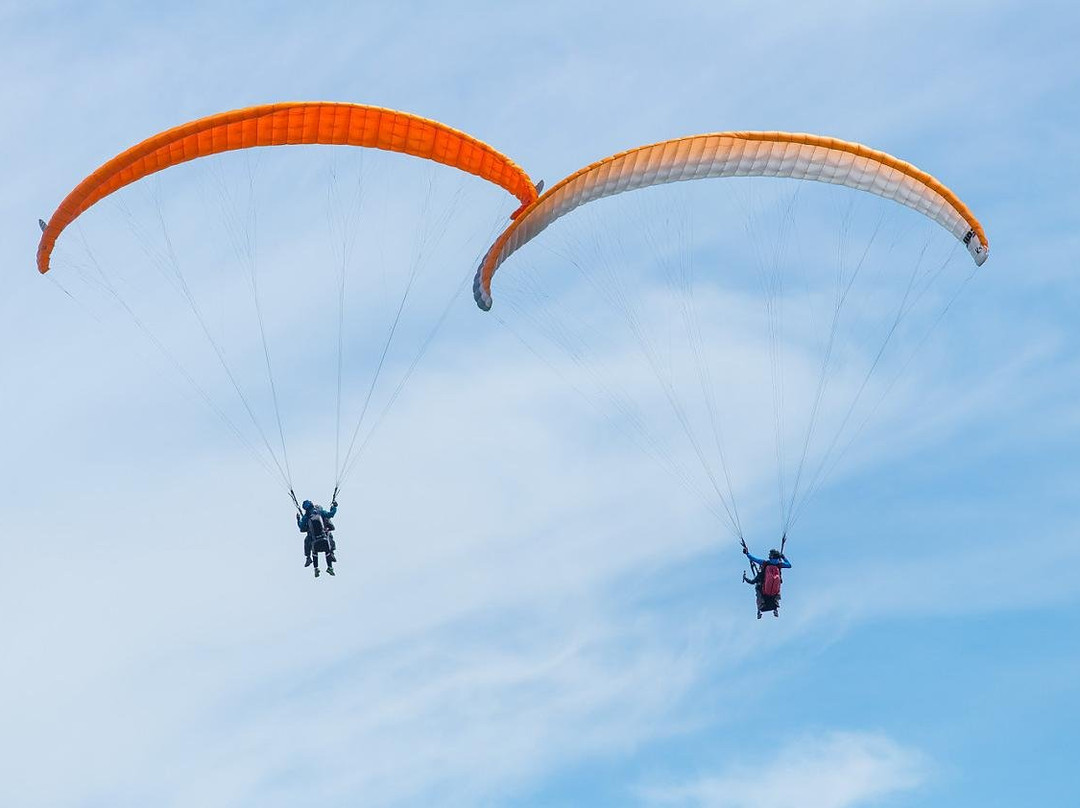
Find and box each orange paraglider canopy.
[37,101,539,274]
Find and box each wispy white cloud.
[639,730,929,808]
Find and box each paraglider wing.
[38,101,539,274]
[473,131,989,310]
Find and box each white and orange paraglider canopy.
[474,131,988,310]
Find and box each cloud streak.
[640,730,929,808]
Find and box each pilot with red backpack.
[742,541,791,619]
[298,499,338,577]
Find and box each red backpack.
[762,565,782,597]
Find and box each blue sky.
[1,2,1078,806]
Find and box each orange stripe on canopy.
[37,102,539,273]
